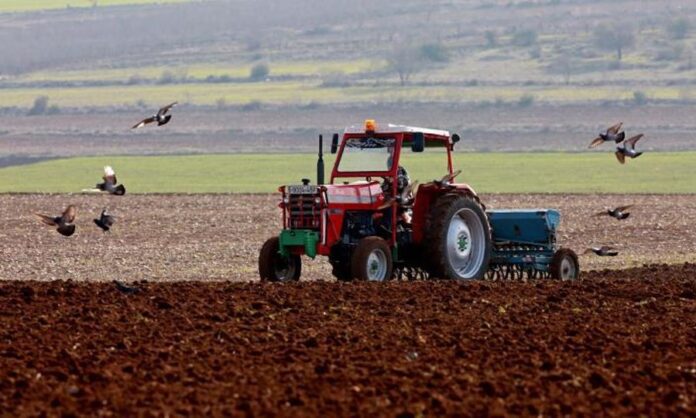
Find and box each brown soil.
[0,264,695,416]
[2,194,695,282]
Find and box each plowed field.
[1,264,695,416]
[1,194,695,416]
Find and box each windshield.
[337,137,396,173]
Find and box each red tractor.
[259,120,493,282]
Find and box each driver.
[381,165,414,224]
[381,165,411,197]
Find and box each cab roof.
[344,123,451,140]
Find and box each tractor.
[259,120,579,282]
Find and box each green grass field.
[0,152,694,194]
[0,0,189,13]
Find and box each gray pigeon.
[35,205,76,237]
[93,208,115,232]
[584,246,619,256]
[132,102,177,129]
[589,122,625,148]
[96,166,126,195]
[114,280,140,294]
[593,205,633,220]
[615,134,645,164]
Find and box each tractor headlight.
[283,197,290,204]
[314,197,321,205]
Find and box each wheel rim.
[366,248,388,281]
[559,256,577,280]
[446,208,486,279]
[273,255,296,282]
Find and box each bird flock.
[36,103,177,237]
[585,122,646,257]
[587,122,647,164]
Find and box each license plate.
[287,185,318,195]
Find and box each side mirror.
[331,133,339,154]
[412,132,425,152]
[451,133,460,150]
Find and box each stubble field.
[2,193,696,282]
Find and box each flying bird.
[615,134,645,164]
[592,205,633,220]
[132,102,177,129]
[96,166,126,195]
[588,122,625,148]
[93,208,115,232]
[35,205,76,237]
[584,246,619,257]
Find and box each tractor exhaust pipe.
[317,134,325,185]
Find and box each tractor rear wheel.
[259,237,301,282]
[549,248,579,280]
[425,193,492,280]
[351,237,393,281]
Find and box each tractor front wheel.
[549,248,579,280]
[351,237,393,282]
[426,194,492,280]
[259,237,302,282]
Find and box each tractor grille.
[288,193,321,230]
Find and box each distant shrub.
[28,96,49,116]
[158,70,176,85]
[667,17,691,40]
[528,46,542,60]
[300,101,321,110]
[127,74,144,85]
[633,91,648,105]
[205,74,233,83]
[484,30,498,48]
[245,38,262,52]
[241,100,263,111]
[655,44,685,61]
[512,29,538,47]
[249,63,270,81]
[320,72,351,88]
[304,26,331,36]
[420,43,450,63]
[215,98,227,110]
[518,94,535,107]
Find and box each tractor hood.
[323,181,385,206]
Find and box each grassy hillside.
[2,1,696,109]
[0,152,694,194]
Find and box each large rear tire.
[425,194,492,280]
[258,237,301,282]
[549,248,579,280]
[351,237,393,282]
